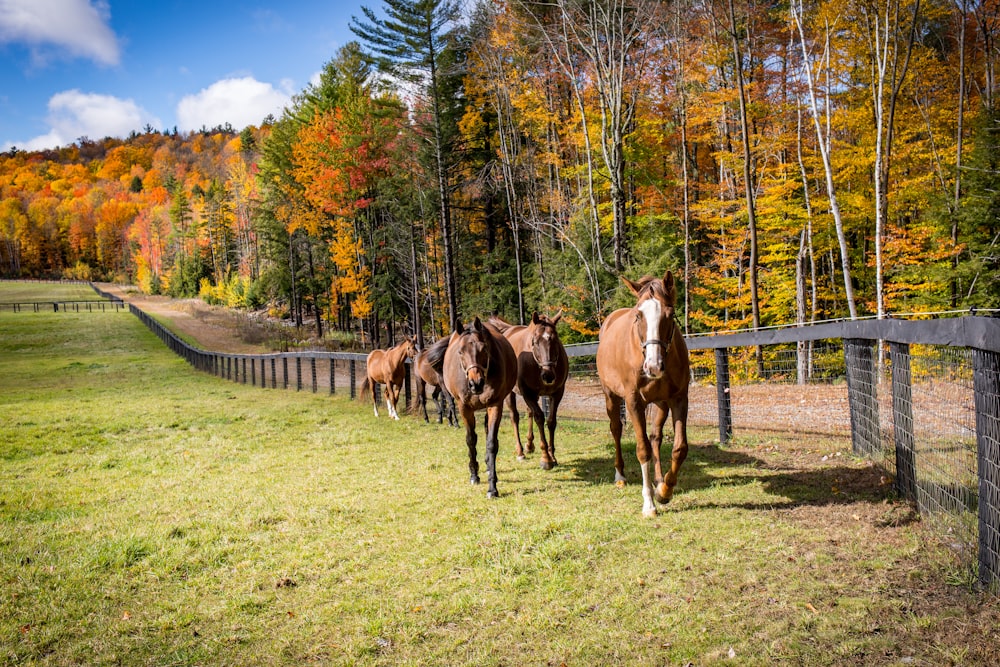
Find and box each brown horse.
[413,337,458,426]
[596,270,690,517]
[441,317,517,498]
[359,338,416,420]
[488,312,569,469]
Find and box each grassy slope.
[1,285,996,666]
[0,282,104,302]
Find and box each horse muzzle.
[466,367,486,394]
[540,367,556,385]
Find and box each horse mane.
[633,274,676,307]
[486,315,515,333]
[423,335,451,373]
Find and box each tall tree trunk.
[791,3,859,319]
[409,220,424,348]
[952,0,967,307]
[727,0,763,375]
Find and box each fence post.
[330,358,336,395]
[271,358,277,389]
[715,347,732,445]
[311,356,318,393]
[283,357,289,390]
[973,348,1000,592]
[296,357,303,391]
[350,360,357,399]
[890,342,917,501]
[843,338,881,458]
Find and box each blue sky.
[0,0,368,152]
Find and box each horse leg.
[390,383,402,420]
[447,391,459,428]
[662,396,690,504]
[461,407,480,486]
[485,404,503,498]
[508,392,526,460]
[604,392,626,487]
[418,378,429,423]
[370,377,380,417]
[648,403,671,504]
[545,387,564,468]
[626,397,656,518]
[525,391,553,470]
[431,386,443,423]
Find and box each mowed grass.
[2,290,996,665]
[0,281,105,303]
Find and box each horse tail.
[424,336,450,374]
[407,375,425,416]
[358,376,371,401]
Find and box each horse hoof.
[615,479,627,489]
[487,490,499,499]
[470,476,480,486]
[540,460,554,471]
[527,444,535,454]
[516,455,526,462]
[642,506,658,518]
[655,487,673,505]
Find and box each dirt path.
[96,283,268,355]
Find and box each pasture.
[1,289,997,665]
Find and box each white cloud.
[176,77,291,132]
[0,0,120,66]
[3,90,161,151]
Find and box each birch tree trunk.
[791,0,858,319]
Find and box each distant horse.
[596,270,690,517]
[359,338,416,420]
[441,317,517,498]
[413,337,458,426]
[488,312,569,470]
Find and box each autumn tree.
[351,0,467,329]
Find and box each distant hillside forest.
[3,0,1000,347]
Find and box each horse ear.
[663,269,675,289]
[452,319,463,335]
[552,309,563,325]
[622,276,643,296]
[473,316,483,331]
[532,311,541,325]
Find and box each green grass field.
[1,283,996,665]
[0,281,105,303]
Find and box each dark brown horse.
[596,270,690,517]
[413,337,458,426]
[359,338,416,420]
[441,317,517,498]
[488,312,569,469]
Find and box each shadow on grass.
[565,440,893,512]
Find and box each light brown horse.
[596,270,690,517]
[488,312,569,469]
[359,338,416,420]
[441,317,517,498]
[413,337,458,426]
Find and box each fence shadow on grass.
[566,440,895,512]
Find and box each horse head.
[455,317,492,395]
[622,270,677,380]
[529,311,563,386]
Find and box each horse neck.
[388,342,410,365]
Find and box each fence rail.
[75,283,1000,593]
[0,300,128,312]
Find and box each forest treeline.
[2,0,999,348]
